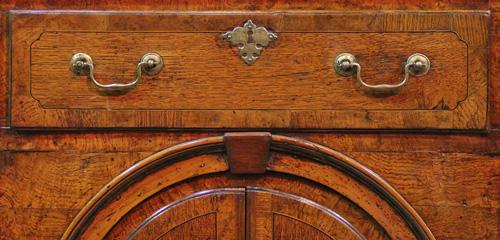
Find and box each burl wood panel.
[10,11,488,129]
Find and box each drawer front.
[10,11,488,129]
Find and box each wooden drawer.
[9,11,488,129]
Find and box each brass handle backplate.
[69,52,164,93]
[334,53,431,96]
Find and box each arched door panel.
[63,134,434,240]
[105,173,389,240]
[156,214,215,240]
[126,188,245,240]
[246,187,366,240]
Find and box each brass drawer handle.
[334,53,430,96]
[69,53,163,93]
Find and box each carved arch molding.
[62,133,435,240]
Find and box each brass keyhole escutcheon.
[222,20,278,65]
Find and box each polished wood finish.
[62,135,434,239]
[491,11,500,128]
[9,11,488,129]
[246,187,367,239]
[224,132,271,174]
[106,173,390,240]
[121,188,246,240]
[0,0,490,11]
[1,131,499,239]
[29,32,466,111]
[0,13,7,127]
[1,1,499,239]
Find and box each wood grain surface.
[0,1,499,240]
[0,0,490,11]
[124,188,246,240]
[106,175,389,240]
[1,131,499,239]
[29,32,466,111]
[224,132,271,174]
[9,11,488,129]
[58,134,442,239]
[63,144,422,239]
[246,186,372,239]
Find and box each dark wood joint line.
[223,132,271,174]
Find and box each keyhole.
[247,29,254,43]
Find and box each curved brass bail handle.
[70,53,164,93]
[334,53,431,96]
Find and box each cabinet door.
[130,188,245,240]
[64,134,433,240]
[246,187,366,240]
[107,187,246,240]
[107,173,389,240]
